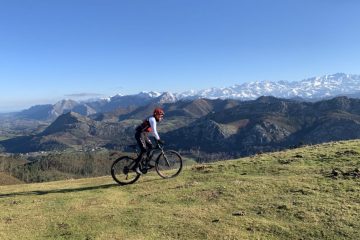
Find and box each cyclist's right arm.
[149,117,160,140]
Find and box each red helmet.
[153,107,164,116]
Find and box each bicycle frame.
[132,144,165,163]
[147,145,171,168]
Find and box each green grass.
[1,140,360,239]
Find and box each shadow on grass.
[0,177,167,198]
[0,183,120,198]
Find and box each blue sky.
[1,0,360,112]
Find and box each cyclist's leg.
[144,134,153,159]
[142,133,153,169]
[134,131,151,173]
[135,131,147,163]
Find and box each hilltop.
[1,140,359,239]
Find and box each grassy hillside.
[0,172,23,185]
[1,140,359,239]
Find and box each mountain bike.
[111,143,183,185]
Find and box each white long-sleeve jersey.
[148,116,160,140]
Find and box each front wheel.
[155,150,183,178]
[111,156,140,185]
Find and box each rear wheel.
[155,150,183,178]
[111,156,140,185]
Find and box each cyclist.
[133,107,165,174]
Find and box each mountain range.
[6,73,360,122]
[14,92,175,121]
[178,73,360,100]
[1,73,360,155]
[2,96,360,156]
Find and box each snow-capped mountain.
[178,73,360,100]
[155,92,177,104]
[79,73,360,105]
